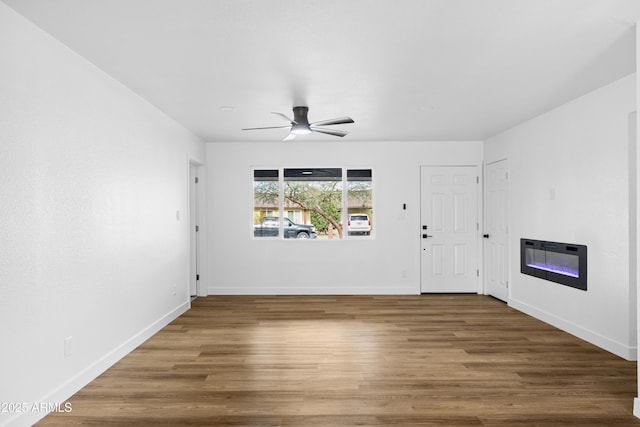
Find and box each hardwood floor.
[38,295,639,426]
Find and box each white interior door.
[484,159,509,302]
[420,166,479,293]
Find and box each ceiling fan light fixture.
[291,124,312,135]
[242,106,353,139]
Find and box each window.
[253,169,280,237]
[253,168,373,239]
[347,169,373,236]
[284,168,343,239]
[287,210,302,223]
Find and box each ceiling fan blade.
[310,117,354,127]
[242,125,291,131]
[271,112,296,124]
[283,133,296,141]
[310,126,348,137]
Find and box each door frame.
[482,158,510,301]
[189,160,207,297]
[419,164,483,294]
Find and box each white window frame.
[252,166,374,240]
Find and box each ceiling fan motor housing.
[290,106,312,134]
[292,106,310,125]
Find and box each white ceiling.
[4,0,640,142]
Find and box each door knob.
[422,234,433,239]
[483,234,490,238]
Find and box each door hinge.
[476,176,479,184]
[506,281,509,288]
[195,177,199,184]
[477,222,479,231]
[195,225,200,232]
[477,269,480,277]
[196,274,200,281]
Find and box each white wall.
[635,23,640,419]
[484,73,636,360]
[0,4,205,426]
[206,140,483,295]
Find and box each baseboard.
[6,301,190,427]
[634,398,640,418]
[509,298,636,361]
[208,283,419,295]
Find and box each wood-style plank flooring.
[38,295,640,426]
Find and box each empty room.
[3,0,640,426]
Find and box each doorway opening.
[189,161,204,298]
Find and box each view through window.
[347,169,373,236]
[253,168,373,239]
[253,169,280,237]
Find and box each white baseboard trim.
[509,298,636,361]
[208,284,419,295]
[6,301,190,427]
[634,398,640,418]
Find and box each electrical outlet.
[64,336,73,358]
[402,270,408,278]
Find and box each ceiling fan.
[242,106,354,141]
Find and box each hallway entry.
[189,162,201,297]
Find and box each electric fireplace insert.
[520,239,587,291]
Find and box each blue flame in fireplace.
[526,263,579,278]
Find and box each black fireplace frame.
[520,239,587,291]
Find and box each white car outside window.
[347,214,371,235]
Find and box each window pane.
[347,169,373,236]
[283,168,341,239]
[253,169,279,238]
